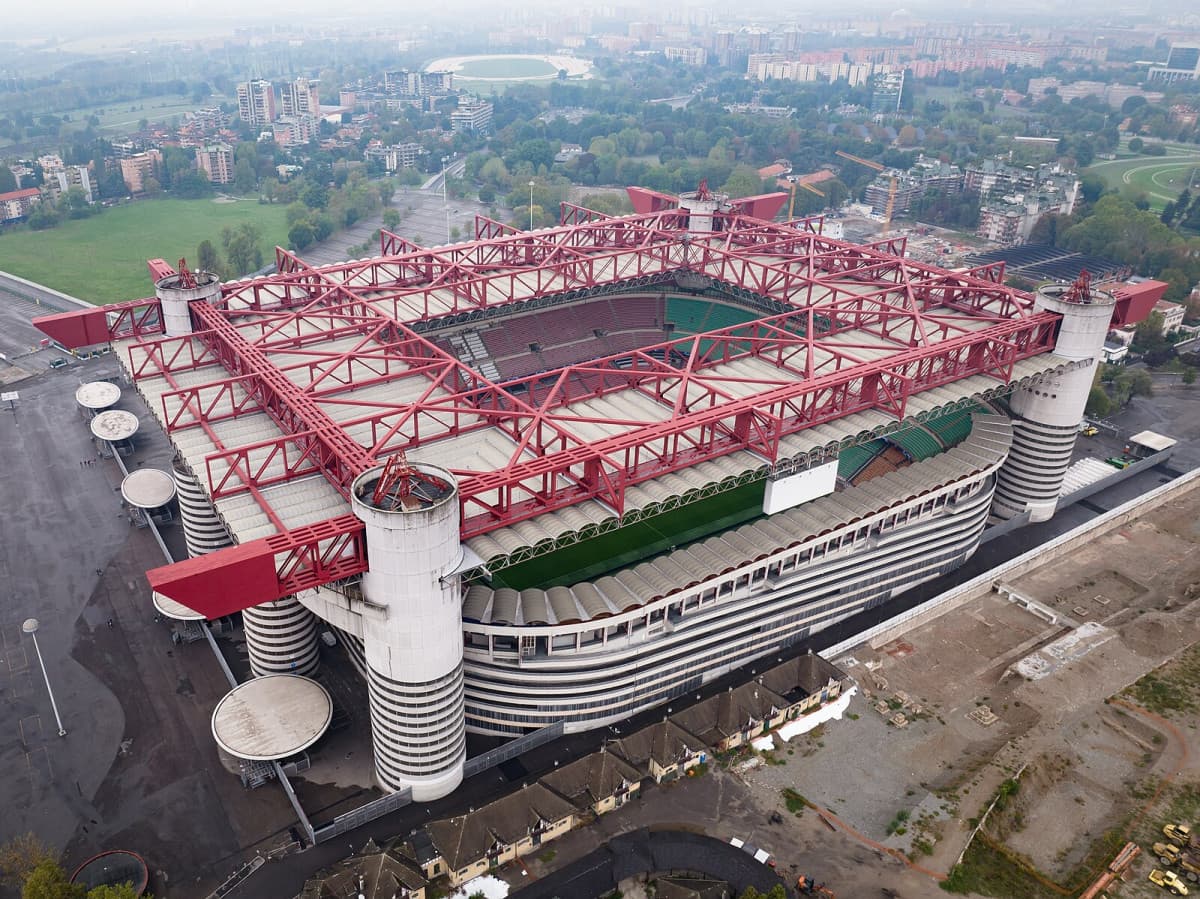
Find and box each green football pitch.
[490,480,768,590]
[0,197,289,303]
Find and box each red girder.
[147,514,367,617]
[451,312,1058,536]
[92,198,1092,613]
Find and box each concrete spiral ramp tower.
[993,274,1117,523]
[351,456,466,801]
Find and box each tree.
[0,165,16,193]
[1085,384,1112,418]
[1112,367,1153,405]
[0,834,54,887]
[1183,367,1197,386]
[382,208,401,231]
[896,124,919,147]
[1133,311,1168,356]
[62,187,93,220]
[300,180,329,210]
[234,157,256,194]
[85,886,142,899]
[197,239,222,274]
[221,223,264,276]
[1128,137,1144,153]
[722,164,764,199]
[20,858,84,899]
[288,221,315,250]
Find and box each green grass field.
[0,198,289,303]
[456,57,558,79]
[491,481,767,590]
[1085,149,1200,210]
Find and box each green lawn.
[0,198,289,304]
[491,480,767,590]
[1085,151,1200,210]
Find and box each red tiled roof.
[0,188,39,202]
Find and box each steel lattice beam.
[35,199,1134,614]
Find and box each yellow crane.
[788,179,826,219]
[835,150,897,235]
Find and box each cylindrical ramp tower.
[993,280,1116,523]
[242,599,319,677]
[678,185,729,234]
[173,458,234,557]
[172,458,319,676]
[351,460,466,801]
[155,269,221,338]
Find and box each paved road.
[298,160,491,268]
[0,297,307,899]
[510,829,794,899]
[241,458,1185,898]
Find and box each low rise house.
[423,783,575,886]
[670,681,791,752]
[609,719,708,783]
[539,748,643,816]
[301,837,427,898]
[757,651,850,720]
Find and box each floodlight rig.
[176,258,197,289]
[1064,269,1093,304]
[371,451,447,511]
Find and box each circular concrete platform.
[211,675,333,761]
[152,590,205,622]
[75,381,121,411]
[121,468,176,509]
[90,409,139,442]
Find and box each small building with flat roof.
[211,674,333,762]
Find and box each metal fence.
[311,786,412,844]
[463,720,565,779]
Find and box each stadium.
[36,185,1163,801]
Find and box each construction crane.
[835,150,897,236]
[788,179,825,219]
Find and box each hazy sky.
[1,0,1179,41]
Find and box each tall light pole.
[442,155,451,243]
[22,619,66,737]
[528,180,536,231]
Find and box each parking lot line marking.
[7,645,28,673]
[18,715,41,746]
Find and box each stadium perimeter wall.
[825,464,1200,658]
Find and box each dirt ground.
[486,483,1200,899]
[720,482,1200,898]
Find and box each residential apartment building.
[281,78,320,117]
[664,46,708,66]
[237,80,277,127]
[0,188,41,223]
[120,150,162,193]
[1150,43,1200,83]
[195,144,234,185]
[364,142,425,173]
[272,116,319,148]
[450,98,493,135]
[40,157,95,204]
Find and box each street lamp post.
[22,618,66,737]
[442,156,451,243]
[528,180,536,231]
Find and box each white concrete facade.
[993,285,1115,522]
[154,272,221,338]
[350,463,467,800]
[462,449,1002,735]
